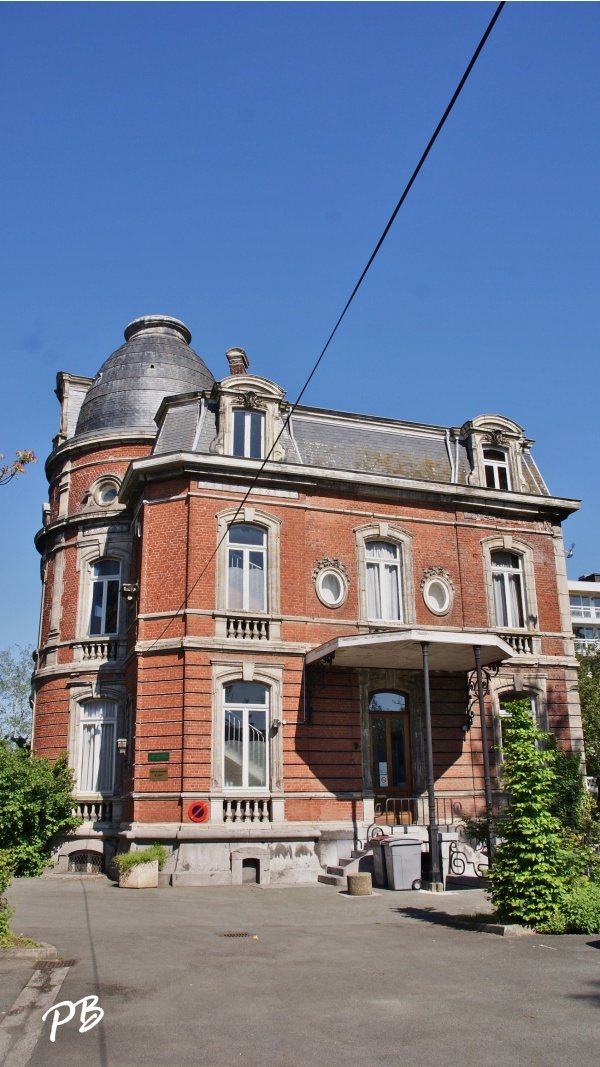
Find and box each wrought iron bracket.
[463,662,499,732]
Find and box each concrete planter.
[118,860,159,889]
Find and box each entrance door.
[369,691,412,825]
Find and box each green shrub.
[0,742,80,876]
[546,739,586,833]
[488,700,566,926]
[113,844,168,873]
[539,881,600,935]
[0,849,15,946]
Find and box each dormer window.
[483,448,510,490]
[233,409,264,459]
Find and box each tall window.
[483,448,510,490]
[369,691,409,792]
[223,682,268,789]
[366,541,402,621]
[89,560,120,635]
[492,551,525,628]
[78,701,116,793]
[233,410,264,459]
[227,525,266,612]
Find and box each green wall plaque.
[148,751,170,762]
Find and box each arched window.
[227,525,267,612]
[223,682,269,789]
[366,541,402,621]
[89,560,120,635]
[491,551,524,628]
[483,448,510,490]
[78,700,117,794]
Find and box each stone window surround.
[209,373,288,463]
[214,506,281,641]
[84,474,123,511]
[481,534,538,632]
[75,529,131,642]
[354,521,416,626]
[490,673,548,764]
[67,681,126,800]
[209,660,284,824]
[462,416,530,493]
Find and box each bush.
[0,849,15,946]
[0,742,80,875]
[539,881,600,935]
[549,743,586,833]
[113,844,168,873]
[488,700,566,926]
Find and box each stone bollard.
[347,872,372,896]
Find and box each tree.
[0,645,34,742]
[0,742,80,876]
[488,700,566,926]
[0,450,36,486]
[578,648,600,787]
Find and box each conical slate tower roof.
[75,315,214,438]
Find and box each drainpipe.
[473,645,494,863]
[421,642,442,888]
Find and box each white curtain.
[228,549,244,609]
[248,551,265,612]
[79,704,116,793]
[366,543,401,620]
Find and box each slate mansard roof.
[74,316,214,439]
[152,392,548,495]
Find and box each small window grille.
[68,851,103,874]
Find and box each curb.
[0,941,59,960]
[445,917,535,937]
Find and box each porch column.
[421,641,442,887]
[473,645,494,863]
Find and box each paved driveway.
[2,877,599,1067]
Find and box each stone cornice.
[118,450,580,521]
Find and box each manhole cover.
[217,932,252,938]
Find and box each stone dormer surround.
[208,374,289,462]
[460,414,546,494]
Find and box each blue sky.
[0,1,598,649]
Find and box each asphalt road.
[2,877,599,1067]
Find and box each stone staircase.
[318,847,372,887]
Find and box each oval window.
[99,484,118,505]
[423,576,452,615]
[316,569,346,608]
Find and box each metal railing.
[372,793,504,828]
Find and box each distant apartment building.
[569,574,600,650]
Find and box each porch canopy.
[305,628,514,889]
[305,628,514,671]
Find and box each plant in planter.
[113,844,168,889]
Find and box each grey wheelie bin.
[383,838,422,890]
[370,837,392,888]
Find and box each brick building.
[32,315,583,886]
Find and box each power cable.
[144,1,505,651]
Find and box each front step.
[318,847,370,887]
